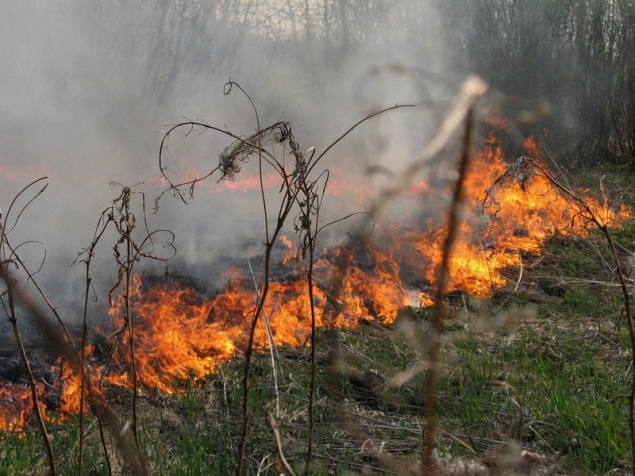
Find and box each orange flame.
[0,385,31,434]
[103,249,413,394]
[1,131,632,431]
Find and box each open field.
[1,166,634,475]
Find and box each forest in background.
[2,2,635,474]
[75,0,635,167]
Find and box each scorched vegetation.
[1,80,634,475]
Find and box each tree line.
[440,0,635,166]
[80,0,634,166]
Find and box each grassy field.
[1,166,634,475]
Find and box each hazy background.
[0,0,632,324]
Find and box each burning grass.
[3,225,634,475]
[140,217,631,475]
[1,78,635,474]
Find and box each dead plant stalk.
[527,158,635,475]
[154,81,412,475]
[0,179,57,475]
[423,103,477,474]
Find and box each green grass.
[2,217,635,474]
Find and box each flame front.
[105,246,412,394]
[0,132,631,431]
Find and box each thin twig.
[527,158,635,475]
[514,253,524,292]
[267,412,297,476]
[368,76,489,220]
[1,192,56,475]
[247,258,281,418]
[78,212,112,474]
[424,87,482,474]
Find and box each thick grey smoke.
[0,1,453,325]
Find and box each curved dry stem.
[155,120,282,210]
[76,210,113,474]
[1,274,150,475]
[4,177,49,235]
[1,218,56,474]
[1,180,75,347]
[523,158,635,474]
[6,240,46,274]
[1,216,148,474]
[307,104,415,177]
[154,82,421,475]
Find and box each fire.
[58,366,88,416]
[219,173,280,191]
[103,246,411,394]
[396,132,631,299]
[0,131,632,431]
[0,385,31,434]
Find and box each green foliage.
[0,432,48,475]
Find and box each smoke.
[0,1,456,326]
